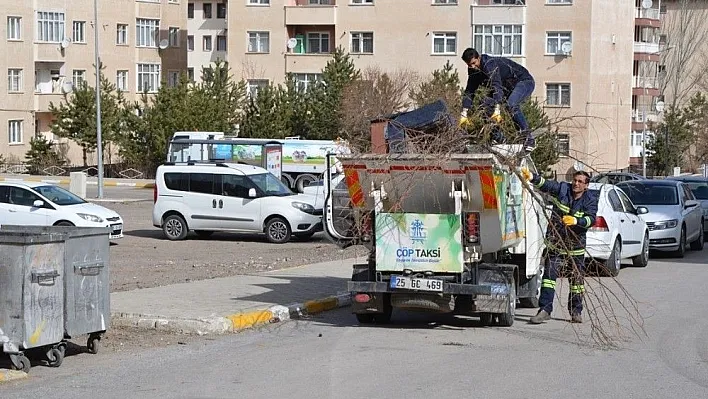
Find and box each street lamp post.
[94,0,104,198]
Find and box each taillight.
[464,212,480,243]
[153,185,157,203]
[590,216,609,232]
[360,211,373,242]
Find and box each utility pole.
[94,0,104,198]
[642,83,648,178]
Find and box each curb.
[0,369,29,383]
[0,177,154,189]
[111,292,352,335]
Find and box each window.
[117,70,128,91]
[248,31,269,53]
[546,83,571,106]
[189,173,215,194]
[169,27,179,47]
[72,21,85,43]
[493,0,524,4]
[222,175,252,198]
[433,0,457,4]
[8,69,22,92]
[136,18,159,47]
[203,3,212,18]
[556,133,569,156]
[187,35,194,51]
[167,71,179,87]
[8,120,22,144]
[203,35,212,51]
[168,0,179,3]
[7,17,21,40]
[247,79,268,98]
[187,68,194,82]
[293,73,321,92]
[547,0,571,3]
[217,35,227,51]
[248,0,270,4]
[607,190,623,212]
[137,63,160,92]
[188,3,194,18]
[307,32,330,53]
[72,70,86,88]
[309,0,332,4]
[117,24,128,45]
[617,190,636,213]
[351,32,373,54]
[546,31,572,55]
[8,187,42,207]
[432,32,456,54]
[164,173,189,191]
[631,131,643,147]
[217,3,227,18]
[351,0,373,3]
[37,11,65,43]
[473,25,523,56]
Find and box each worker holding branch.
[520,167,598,324]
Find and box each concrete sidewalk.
[111,258,358,334]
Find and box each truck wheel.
[355,313,376,324]
[497,277,516,327]
[479,313,493,326]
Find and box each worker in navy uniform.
[520,168,598,324]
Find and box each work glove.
[562,215,577,226]
[491,104,502,123]
[459,116,470,127]
[520,167,532,182]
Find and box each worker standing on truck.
[520,168,598,324]
[460,48,536,152]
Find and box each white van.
[152,162,322,243]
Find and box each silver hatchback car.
[617,180,704,258]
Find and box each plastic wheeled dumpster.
[0,230,67,373]
[0,225,111,372]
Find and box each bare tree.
[660,0,708,108]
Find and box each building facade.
[1,0,186,168]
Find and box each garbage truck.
[322,101,548,326]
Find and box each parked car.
[665,175,708,235]
[0,182,124,239]
[616,180,704,257]
[590,172,646,185]
[585,183,650,276]
[152,162,322,243]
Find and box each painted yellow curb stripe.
[226,309,274,331]
[304,297,338,314]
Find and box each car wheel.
[163,214,188,241]
[265,217,291,244]
[690,222,704,250]
[632,232,649,268]
[54,221,74,227]
[674,226,686,258]
[605,239,621,277]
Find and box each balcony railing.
[635,7,660,20]
[633,41,660,54]
[632,109,658,123]
[633,75,659,89]
[285,5,336,25]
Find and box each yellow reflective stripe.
[570,285,585,294]
[573,211,584,218]
[560,248,586,256]
[542,279,556,289]
[535,176,546,188]
[583,216,592,227]
[550,197,570,213]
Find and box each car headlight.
[291,201,315,213]
[653,219,678,230]
[77,213,104,223]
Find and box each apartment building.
[1,0,186,167]
[187,0,228,82]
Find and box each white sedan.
[585,182,650,276]
[0,182,124,239]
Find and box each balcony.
[285,5,337,26]
[35,92,66,112]
[635,7,660,20]
[633,41,660,54]
[35,42,66,62]
[633,75,659,89]
[285,53,333,74]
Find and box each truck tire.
[496,275,516,327]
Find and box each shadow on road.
[0,340,94,372]
[124,229,325,244]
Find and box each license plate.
[389,276,443,292]
[111,224,123,231]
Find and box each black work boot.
[571,313,583,323]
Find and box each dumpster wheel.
[10,353,31,373]
[87,334,101,354]
[46,346,65,367]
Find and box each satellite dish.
[561,41,573,54]
[655,100,665,113]
[61,81,73,94]
[60,39,70,49]
[574,161,584,171]
[159,39,169,50]
[286,38,298,50]
[641,0,653,9]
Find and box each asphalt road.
[2,250,708,398]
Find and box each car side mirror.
[248,188,257,198]
[636,206,649,215]
[33,200,44,208]
[685,200,698,209]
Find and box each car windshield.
[33,185,86,205]
[684,182,708,200]
[249,173,294,196]
[620,184,678,205]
